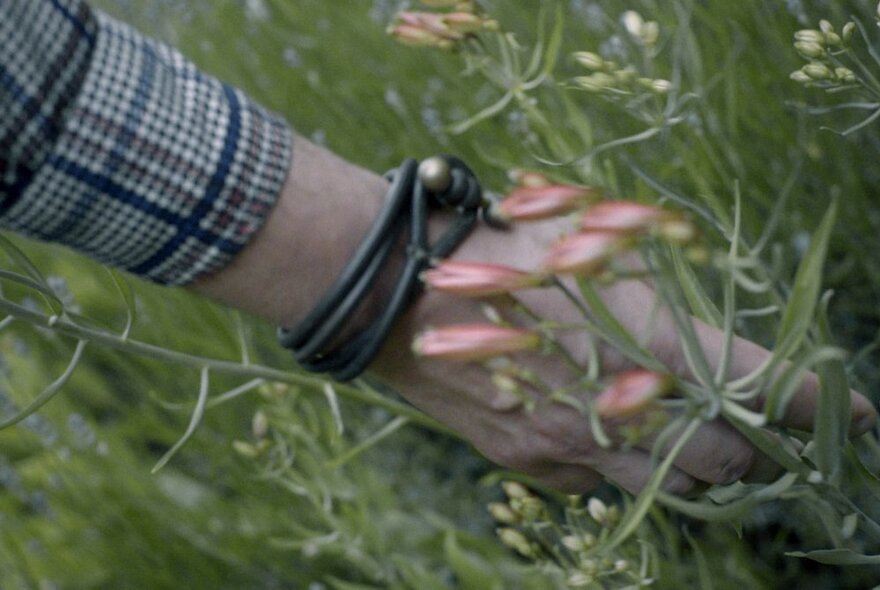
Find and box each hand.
[193,137,877,495]
[373,215,878,494]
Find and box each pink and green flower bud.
[442,12,486,33]
[421,260,542,297]
[581,201,676,234]
[543,231,634,276]
[508,168,551,188]
[413,324,541,362]
[389,24,449,47]
[499,185,598,221]
[594,369,673,418]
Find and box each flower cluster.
[789,20,857,87]
[412,169,692,419]
[387,1,498,51]
[489,483,652,588]
[572,11,671,97]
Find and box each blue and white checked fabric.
[0,0,292,284]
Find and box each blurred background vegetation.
[1,0,880,588]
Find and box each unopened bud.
[573,51,605,70]
[488,502,520,524]
[835,67,856,84]
[650,79,672,94]
[794,41,825,58]
[419,0,461,6]
[622,10,645,38]
[614,559,629,572]
[802,63,833,80]
[842,22,856,43]
[819,19,833,34]
[502,480,531,500]
[561,535,586,552]
[790,69,812,83]
[824,31,842,46]
[794,29,825,43]
[587,497,608,524]
[575,73,615,92]
[567,573,595,587]
[518,496,545,521]
[443,12,486,33]
[640,21,659,45]
[252,410,269,439]
[496,527,535,557]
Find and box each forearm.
[190,135,389,329]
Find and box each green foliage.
[3,0,880,589]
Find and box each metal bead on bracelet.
[278,155,508,382]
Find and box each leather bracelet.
[278,155,507,381]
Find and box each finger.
[579,446,699,496]
[632,417,784,485]
[528,462,604,494]
[597,278,878,436]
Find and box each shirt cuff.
[1,8,293,285]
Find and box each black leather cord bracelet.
[278,155,506,382]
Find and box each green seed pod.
[794,41,825,58]
[803,62,833,80]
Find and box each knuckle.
[714,446,756,485]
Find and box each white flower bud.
[794,41,825,59]
[824,31,842,46]
[573,51,604,70]
[819,19,834,34]
[794,29,825,44]
[650,79,672,94]
[789,70,812,83]
[641,21,660,45]
[622,10,645,38]
[835,67,856,84]
[802,63,833,80]
[842,22,856,43]
[567,573,594,587]
[587,497,608,523]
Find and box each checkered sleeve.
[0,0,293,285]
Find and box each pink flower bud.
[580,201,676,234]
[442,12,486,33]
[542,231,633,276]
[422,260,542,297]
[394,11,462,39]
[594,370,673,418]
[507,168,551,188]
[498,185,599,221]
[413,324,541,362]
[389,24,448,47]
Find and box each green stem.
[0,297,454,437]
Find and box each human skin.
[193,134,878,494]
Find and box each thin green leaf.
[443,532,503,590]
[774,198,838,359]
[0,235,63,315]
[327,416,408,469]
[724,407,809,476]
[107,268,137,340]
[670,247,722,328]
[763,346,846,423]
[577,280,663,371]
[152,367,210,473]
[540,1,564,77]
[0,340,87,430]
[0,269,65,312]
[683,528,715,590]
[602,417,700,552]
[813,295,850,484]
[846,441,880,503]
[658,473,798,521]
[786,549,880,565]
